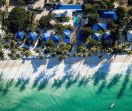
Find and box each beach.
[0,54,132,111]
[0,54,131,81]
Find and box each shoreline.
[0,54,131,82]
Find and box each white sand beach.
[0,54,132,83]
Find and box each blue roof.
[15,31,25,39]
[52,35,61,42]
[41,32,51,41]
[93,23,107,31]
[64,29,71,39]
[98,10,117,20]
[93,33,102,41]
[28,32,37,42]
[55,4,82,10]
[64,39,70,44]
[104,31,111,40]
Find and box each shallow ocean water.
[0,72,132,111]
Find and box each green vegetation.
[39,14,53,29]
[7,7,35,32]
[1,0,7,6]
[0,1,131,60]
[116,7,126,26]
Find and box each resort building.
[98,10,117,21]
[52,4,82,26]
[53,4,82,17]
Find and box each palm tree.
[1,0,7,6]
[25,50,32,58]
[127,51,132,55]
[1,10,8,27]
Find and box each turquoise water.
[0,72,132,111]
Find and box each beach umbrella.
[15,31,25,40]
[93,33,102,41]
[52,35,61,42]
[104,31,111,40]
[28,32,38,42]
[41,31,51,42]
[64,29,71,39]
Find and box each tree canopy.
[39,14,53,29]
[7,7,35,32]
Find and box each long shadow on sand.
[117,65,132,99]
[64,57,82,73]
[83,54,113,68]
[92,62,111,86]
[22,58,47,73]
[46,58,61,69]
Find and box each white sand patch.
[0,55,131,83]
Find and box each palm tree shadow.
[52,73,76,89]
[2,79,14,96]
[117,65,132,99]
[78,76,89,87]
[37,78,48,90]
[32,72,45,88]
[92,62,111,86]
[52,79,62,88]
[19,78,30,91]
[96,80,106,94]
[52,76,67,89]
[66,74,80,88]
[107,74,122,89]
[15,78,24,87]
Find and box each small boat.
[109,103,116,109]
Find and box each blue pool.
[54,4,82,10]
